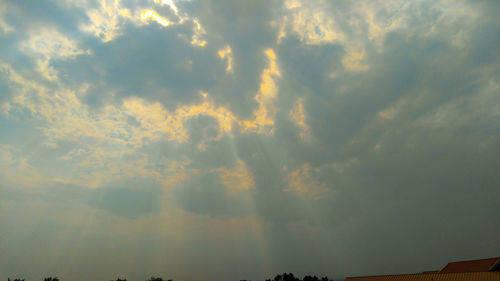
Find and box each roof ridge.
[446,257,500,263]
[345,271,500,279]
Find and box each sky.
[0,0,500,281]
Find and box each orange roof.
[345,272,500,281]
[440,257,500,273]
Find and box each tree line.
[264,272,334,281]
[8,273,336,281]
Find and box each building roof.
[345,272,500,281]
[344,257,500,281]
[440,257,500,273]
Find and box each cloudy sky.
[1,0,499,280]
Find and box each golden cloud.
[289,97,311,141]
[284,163,329,199]
[217,160,255,191]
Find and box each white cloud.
[80,0,133,42]
[76,0,207,46]
[20,29,91,81]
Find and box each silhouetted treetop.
[146,276,165,281]
[266,273,334,281]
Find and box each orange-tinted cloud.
[289,97,311,141]
[284,163,329,199]
[239,49,281,135]
[217,160,255,191]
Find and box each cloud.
[21,29,89,59]
[378,107,397,119]
[154,0,180,17]
[76,0,207,47]
[289,97,311,141]
[140,9,171,27]
[279,0,370,72]
[0,1,13,35]
[0,46,281,188]
[218,45,233,73]
[0,145,68,187]
[284,163,330,200]
[239,49,281,134]
[1,1,500,280]
[0,63,200,188]
[280,0,345,45]
[79,0,134,42]
[216,159,255,191]
[341,46,370,72]
[20,29,91,80]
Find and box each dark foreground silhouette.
[8,273,337,281]
[264,272,335,281]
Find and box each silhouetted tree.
[266,273,334,281]
[303,275,320,281]
[110,278,127,281]
[44,277,59,281]
[272,273,300,281]
[8,278,25,281]
[285,273,300,281]
[146,276,164,281]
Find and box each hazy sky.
[1,1,499,281]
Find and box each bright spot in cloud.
[218,45,233,72]
[190,19,207,46]
[239,49,281,135]
[80,0,132,42]
[141,10,170,27]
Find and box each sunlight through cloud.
[140,10,170,27]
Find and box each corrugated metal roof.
[344,272,500,281]
[440,257,500,273]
